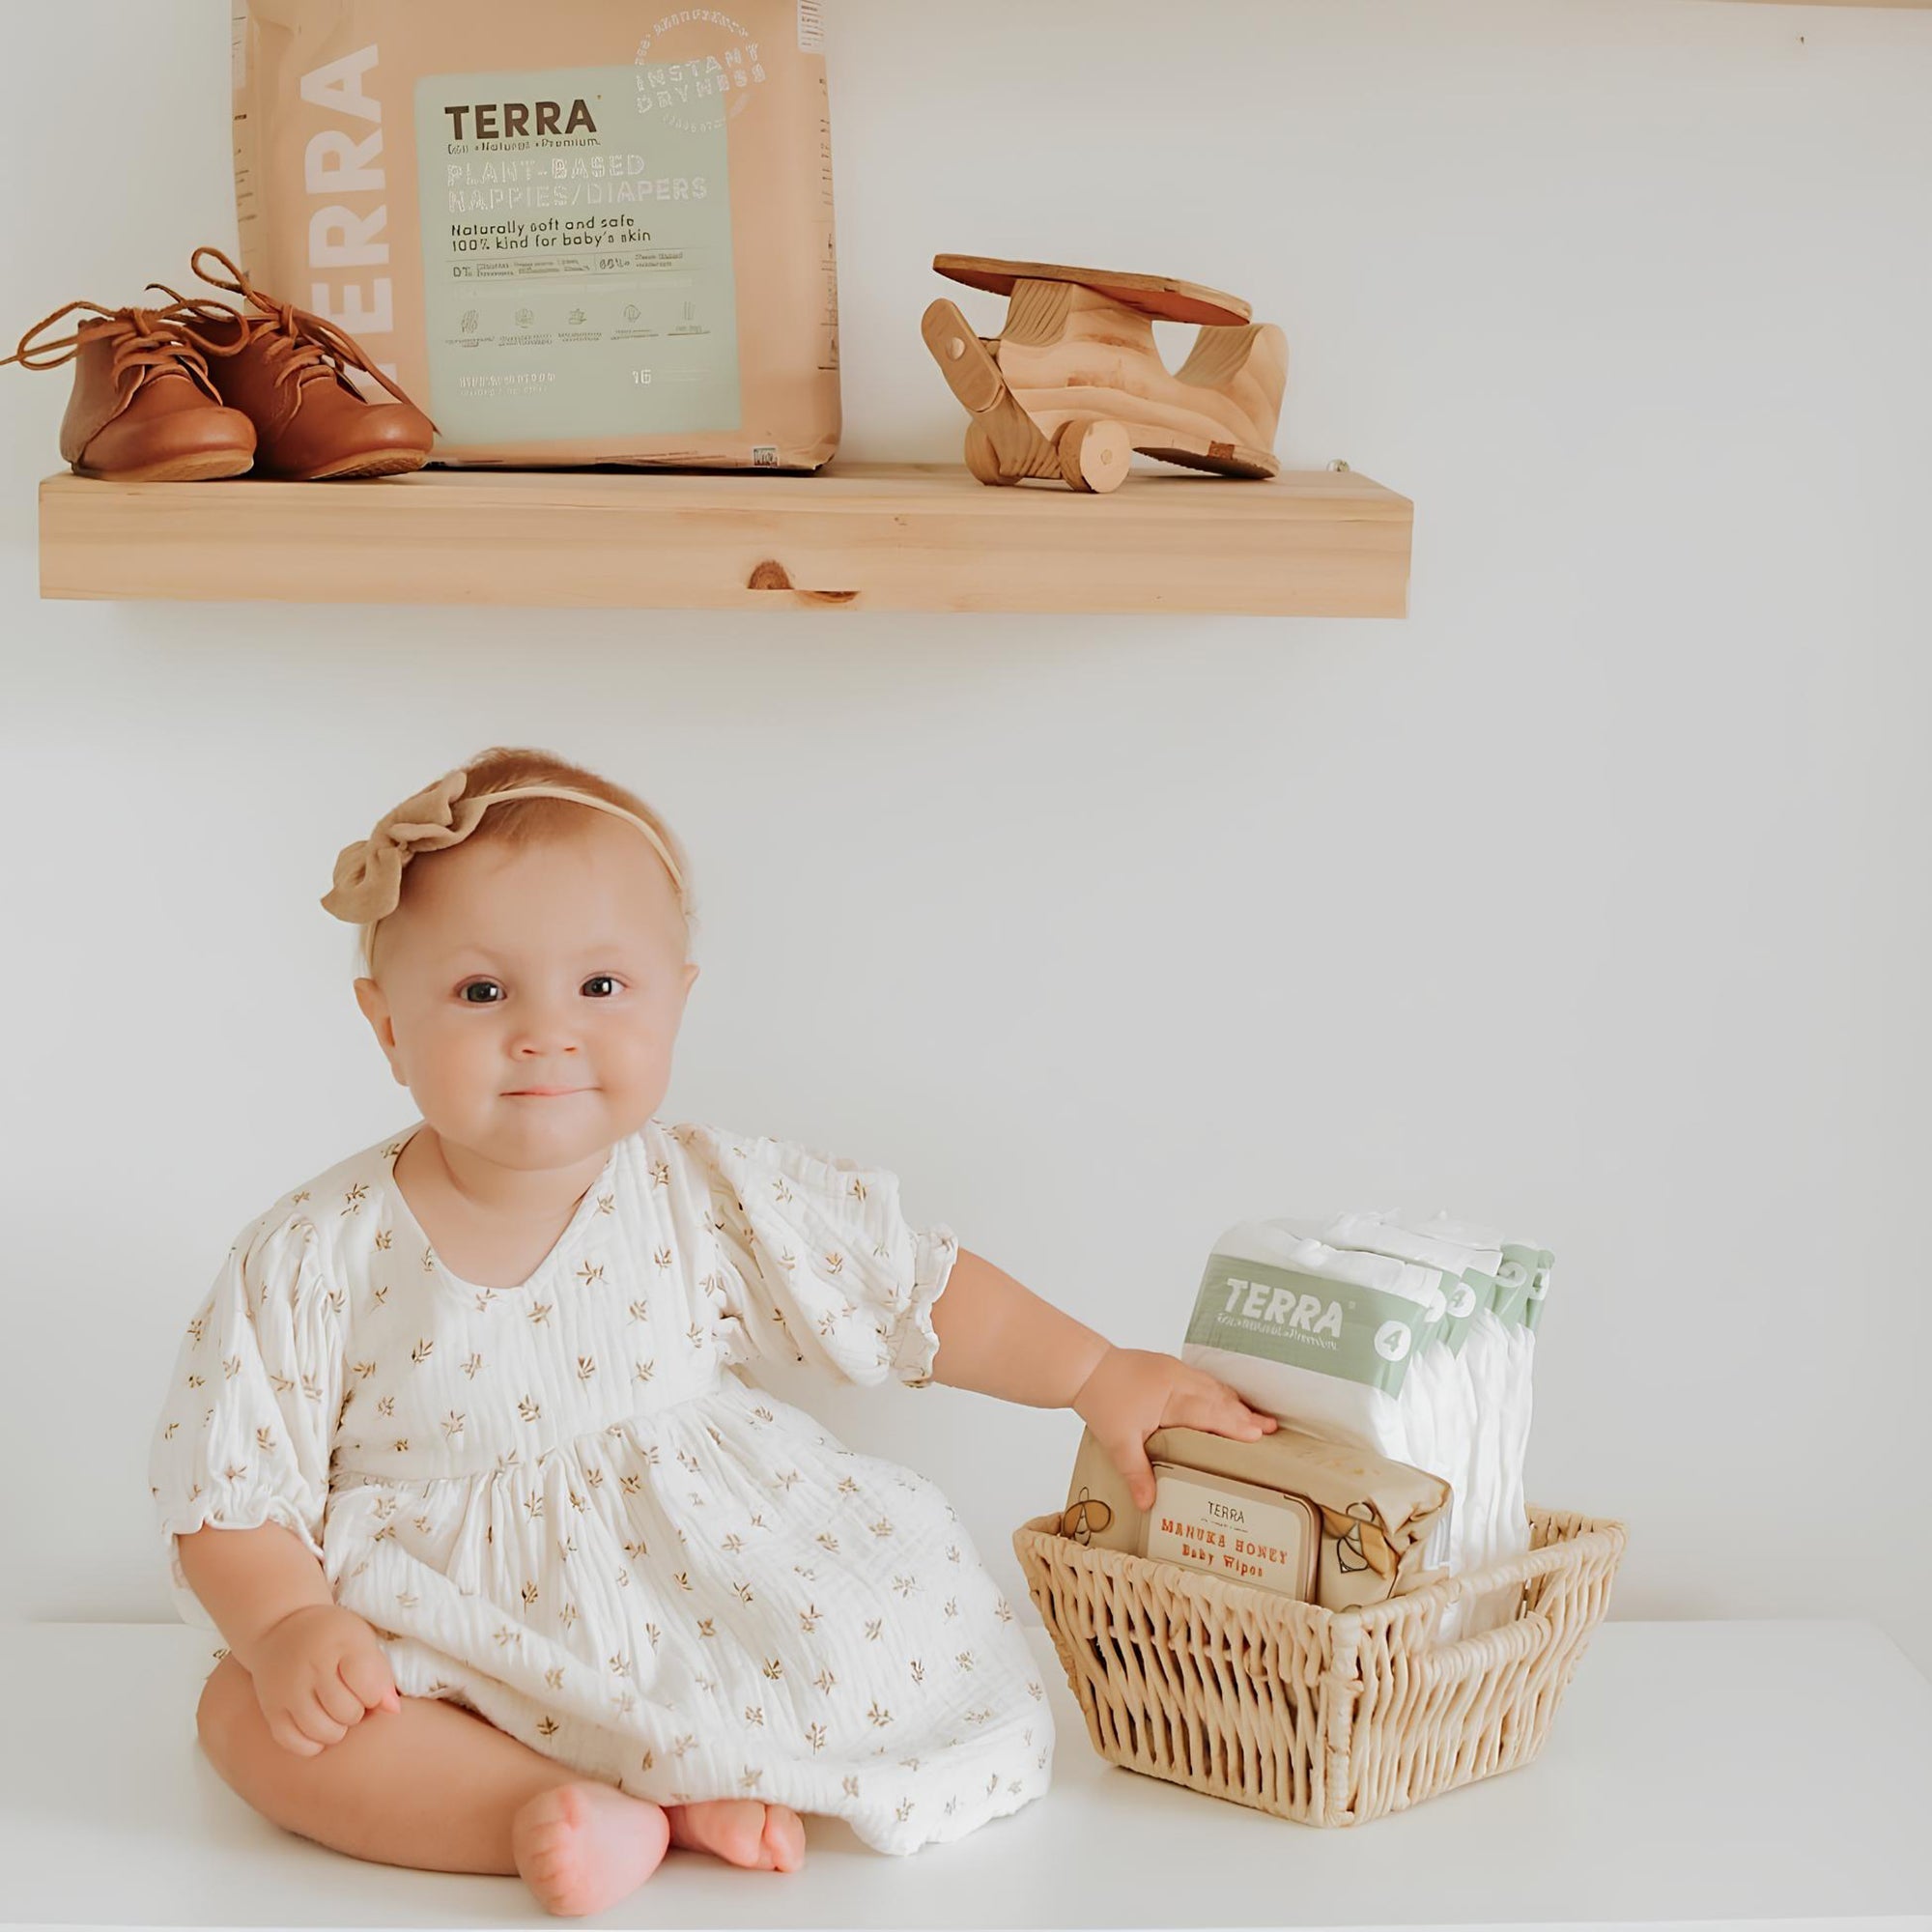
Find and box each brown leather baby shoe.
[155,247,434,480]
[2,300,256,481]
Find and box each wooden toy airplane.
[922,253,1288,494]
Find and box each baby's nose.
[511,1009,582,1056]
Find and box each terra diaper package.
[1180,1216,1553,1643]
[231,0,841,468]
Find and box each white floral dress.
[147,1120,1054,1857]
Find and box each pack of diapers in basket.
[1064,1208,1552,1643]
[1179,1210,1552,1640]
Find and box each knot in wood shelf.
[746,558,859,605]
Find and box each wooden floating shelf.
[37,461,1411,617]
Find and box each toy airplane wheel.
[1058,418,1132,494]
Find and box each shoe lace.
[1,299,222,400]
[150,246,427,417]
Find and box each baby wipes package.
[232,0,840,468]
[1061,1421,1451,1614]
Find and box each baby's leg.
[196,1655,719,1915]
[197,1656,806,1899]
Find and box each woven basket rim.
[1014,1501,1628,1639]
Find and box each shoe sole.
[73,449,255,483]
[297,449,433,481]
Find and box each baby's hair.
[356,746,696,978]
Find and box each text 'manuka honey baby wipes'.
[232,1,840,468]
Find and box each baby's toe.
[764,1804,808,1872]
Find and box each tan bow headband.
[320,770,690,924]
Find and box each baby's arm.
[928,1247,1278,1507]
[926,1248,1114,1407]
[177,1523,398,1755]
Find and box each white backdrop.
[3,0,1928,1674]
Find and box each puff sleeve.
[678,1126,960,1389]
[146,1209,348,1631]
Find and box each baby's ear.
[353,977,403,1078]
[681,960,700,996]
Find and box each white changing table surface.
[1,1618,1926,1932]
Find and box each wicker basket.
[1012,1502,1627,1827]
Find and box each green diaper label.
[1442,1269,1494,1356]
[1186,1254,1434,1399]
[414,65,740,445]
[1523,1262,1552,1334]
[1493,1246,1549,1330]
[1499,1243,1554,1334]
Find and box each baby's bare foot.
[666,1797,807,1872]
[511,1781,672,1918]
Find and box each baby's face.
[355,815,698,1174]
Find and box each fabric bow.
[321,769,490,923]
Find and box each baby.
[148,745,1277,1918]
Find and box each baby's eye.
[459,980,505,1004]
[582,975,620,999]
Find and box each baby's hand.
[243,1604,401,1756]
[1072,1345,1279,1512]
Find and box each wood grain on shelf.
[38,462,1412,617]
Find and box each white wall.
[4,0,1928,1674]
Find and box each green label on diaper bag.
[1497,1243,1554,1333]
[1523,1260,1552,1334]
[414,64,740,445]
[1186,1254,1435,1399]
[1441,1269,1493,1356]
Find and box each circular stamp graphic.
[633,10,768,134]
[1374,1321,1412,1364]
